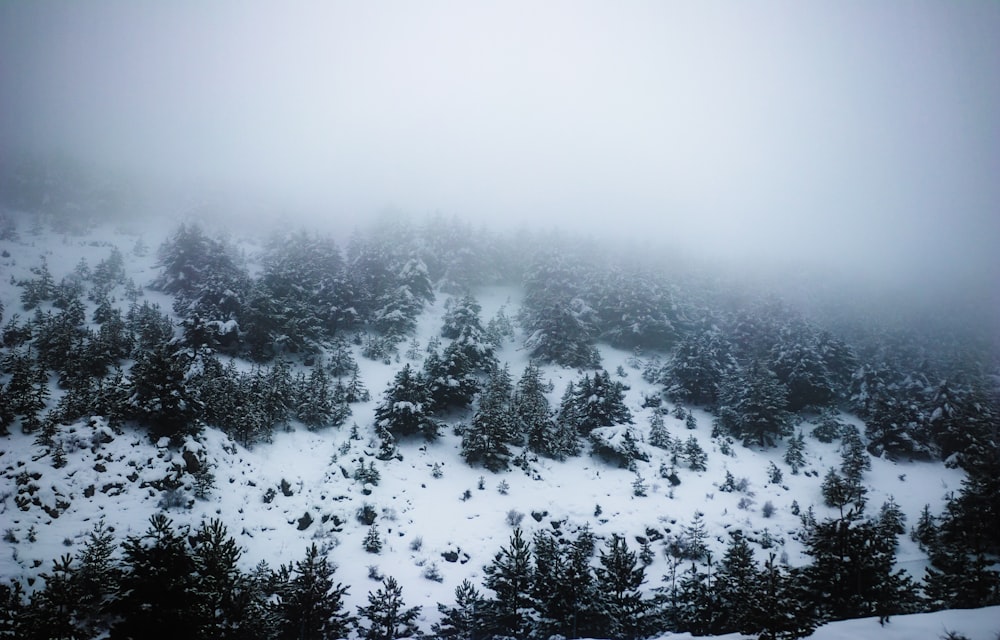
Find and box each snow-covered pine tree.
[481,528,534,639]
[374,364,437,440]
[518,249,601,368]
[648,411,671,449]
[661,323,734,407]
[112,514,200,639]
[355,576,422,640]
[714,360,791,448]
[461,365,515,471]
[272,543,354,640]
[784,430,806,474]
[433,579,486,640]
[712,530,760,635]
[595,533,648,640]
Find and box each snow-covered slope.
[0,214,979,633]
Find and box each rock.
[297,512,313,530]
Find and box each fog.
[2,1,998,305]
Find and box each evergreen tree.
[244,230,354,356]
[21,554,83,640]
[272,543,354,640]
[821,468,866,518]
[374,364,437,440]
[840,425,871,487]
[373,257,434,338]
[559,370,632,437]
[754,554,817,640]
[433,580,485,640]
[296,365,350,430]
[481,528,534,639]
[112,514,200,639]
[355,576,422,640]
[462,365,515,471]
[518,250,600,368]
[769,328,841,411]
[593,266,676,350]
[530,530,568,639]
[0,579,26,638]
[713,531,760,635]
[715,360,792,448]
[515,363,567,459]
[671,560,716,635]
[595,534,648,640]
[802,510,918,623]
[188,518,268,640]
[683,435,707,471]
[783,431,806,474]
[74,517,120,637]
[648,411,671,449]
[662,324,734,406]
[441,292,484,340]
[424,339,487,413]
[127,344,202,441]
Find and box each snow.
[649,606,1000,640]
[0,213,987,635]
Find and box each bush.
[506,510,524,527]
[357,503,377,525]
[422,564,444,582]
[762,500,775,518]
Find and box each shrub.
[357,503,377,525]
[506,510,524,527]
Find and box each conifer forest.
[1,3,999,639]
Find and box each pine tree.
[648,411,671,449]
[754,554,817,640]
[713,531,760,634]
[482,528,534,639]
[272,543,354,640]
[296,366,350,430]
[683,436,707,471]
[595,533,648,640]
[441,292,484,340]
[21,554,83,640]
[839,425,870,487]
[715,360,792,448]
[802,510,918,623]
[112,514,200,639]
[364,525,383,554]
[374,364,437,440]
[355,576,422,640]
[518,250,601,368]
[189,518,266,640]
[127,344,202,442]
[531,530,569,639]
[784,431,806,474]
[433,580,485,640]
[74,517,120,636]
[662,324,734,406]
[462,365,515,472]
[515,363,565,459]
[671,559,716,635]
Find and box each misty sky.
[1,1,998,293]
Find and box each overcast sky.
[2,1,998,296]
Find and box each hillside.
[0,208,997,639]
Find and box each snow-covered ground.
[0,214,984,634]
[654,606,1000,640]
